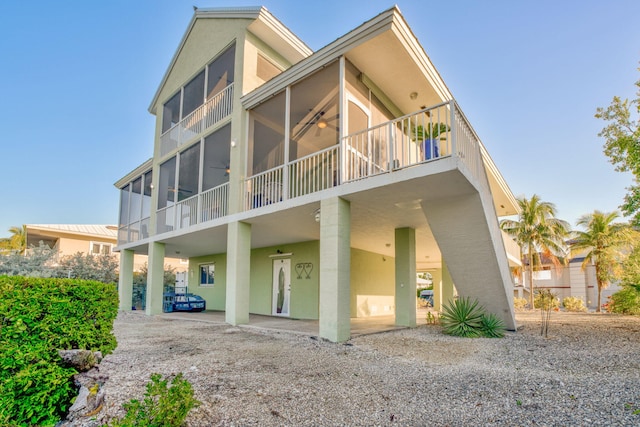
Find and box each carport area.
[161,308,431,338]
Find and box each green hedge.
[0,276,119,426]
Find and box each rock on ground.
[87,311,640,426]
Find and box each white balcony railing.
[289,146,340,198]
[118,216,151,245]
[244,100,489,212]
[155,183,229,235]
[160,83,234,157]
[245,166,284,210]
[143,100,491,240]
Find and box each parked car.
[419,289,434,307]
[163,292,206,312]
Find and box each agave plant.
[479,312,506,338]
[440,297,484,337]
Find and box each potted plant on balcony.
[413,122,449,160]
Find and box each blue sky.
[0,0,639,237]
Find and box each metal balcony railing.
[160,83,234,157]
[244,100,489,210]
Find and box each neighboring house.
[515,253,619,310]
[115,6,521,342]
[25,224,187,273]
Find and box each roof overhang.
[114,158,153,189]
[242,6,453,113]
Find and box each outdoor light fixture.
[314,208,321,222]
[409,91,418,100]
[316,119,328,129]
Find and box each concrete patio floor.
[161,308,431,339]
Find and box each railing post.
[449,100,456,158]
[388,122,394,170]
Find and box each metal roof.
[26,224,118,240]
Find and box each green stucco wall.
[250,241,320,319]
[189,253,227,310]
[188,242,396,320]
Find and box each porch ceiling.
[345,29,448,116]
[143,161,478,271]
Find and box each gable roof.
[148,6,312,114]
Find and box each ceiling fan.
[303,110,339,136]
[210,161,230,176]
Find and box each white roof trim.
[114,158,153,188]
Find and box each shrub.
[440,297,485,338]
[562,296,587,312]
[440,297,507,338]
[534,290,559,309]
[480,312,506,338]
[608,286,640,315]
[0,276,118,426]
[109,373,200,427]
[513,297,528,310]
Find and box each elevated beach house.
[115,6,521,342]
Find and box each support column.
[395,227,416,327]
[226,221,251,325]
[442,260,455,307]
[319,197,351,342]
[118,249,134,311]
[146,242,165,315]
[429,268,442,311]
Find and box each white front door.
[272,258,291,316]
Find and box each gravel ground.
[89,310,640,426]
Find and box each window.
[203,124,231,190]
[177,142,200,201]
[91,242,112,255]
[182,70,205,118]
[289,60,339,160]
[161,44,236,134]
[158,157,176,209]
[162,91,181,133]
[200,263,215,286]
[207,44,235,98]
[249,91,285,174]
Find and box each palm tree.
[0,225,27,255]
[571,210,633,312]
[500,195,571,309]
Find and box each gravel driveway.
[91,310,640,426]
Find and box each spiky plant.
[440,297,484,337]
[480,312,506,338]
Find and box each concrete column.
[319,197,351,342]
[395,227,416,327]
[441,260,456,307]
[226,221,251,325]
[146,242,165,315]
[118,249,134,311]
[430,268,443,311]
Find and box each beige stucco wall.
[351,248,396,317]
